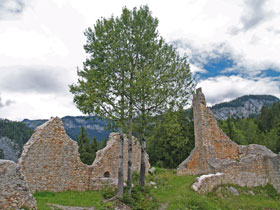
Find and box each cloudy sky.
[0,0,280,121]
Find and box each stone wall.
[178,88,280,193]
[19,117,149,192]
[0,160,37,210]
[91,133,149,179]
[19,117,89,193]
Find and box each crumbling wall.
[19,117,149,192]
[19,117,90,193]
[0,160,37,210]
[178,88,280,193]
[91,133,149,179]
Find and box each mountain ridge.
[1,94,279,162]
[211,94,279,120]
[22,116,111,141]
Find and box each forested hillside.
[211,95,279,120]
[0,119,33,147]
[0,119,33,161]
[219,102,280,153]
[1,96,279,164]
[147,101,280,168]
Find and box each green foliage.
[147,107,195,168]
[33,170,280,210]
[218,102,280,153]
[101,184,117,199]
[121,183,159,210]
[150,169,280,210]
[78,127,99,165]
[34,191,106,210]
[70,5,194,189]
[0,119,33,146]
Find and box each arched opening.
[104,171,110,178]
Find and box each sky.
[0,0,280,121]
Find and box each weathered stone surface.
[192,173,230,194]
[228,186,239,196]
[0,160,37,210]
[19,117,149,192]
[91,133,150,180]
[19,117,89,193]
[178,88,280,193]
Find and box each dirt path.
[48,204,96,210]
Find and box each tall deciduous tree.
[130,7,194,186]
[70,13,130,196]
[70,5,194,194]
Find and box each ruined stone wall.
[178,88,240,175]
[0,160,37,210]
[178,88,280,193]
[19,117,90,193]
[19,117,149,192]
[91,133,149,179]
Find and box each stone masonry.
[90,133,150,190]
[0,160,37,210]
[19,117,149,192]
[178,88,280,193]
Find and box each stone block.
[0,160,37,210]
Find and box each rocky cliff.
[211,95,279,120]
[22,116,110,141]
[0,137,21,162]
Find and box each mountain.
[22,116,111,141]
[211,95,280,120]
[0,137,21,162]
[0,119,33,161]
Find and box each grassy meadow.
[33,169,280,210]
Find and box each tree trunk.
[127,117,133,194]
[139,135,146,187]
[117,129,124,197]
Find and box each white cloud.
[0,91,82,121]
[0,0,280,120]
[0,0,26,19]
[167,0,280,75]
[0,65,71,94]
[197,75,280,105]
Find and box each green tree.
[147,107,195,168]
[70,5,194,193]
[70,10,130,195]
[130,12,194,185]
[78,127,97,165]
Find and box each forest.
[1,101,279,169]
[145,101,280,169]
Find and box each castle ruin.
[18,117,149,193]
[178,88,280,194]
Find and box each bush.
[101,184,117,199]
[121,183,159,210]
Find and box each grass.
[33,169,280,210]
[34,191,109,210]
[149,169,280,210]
